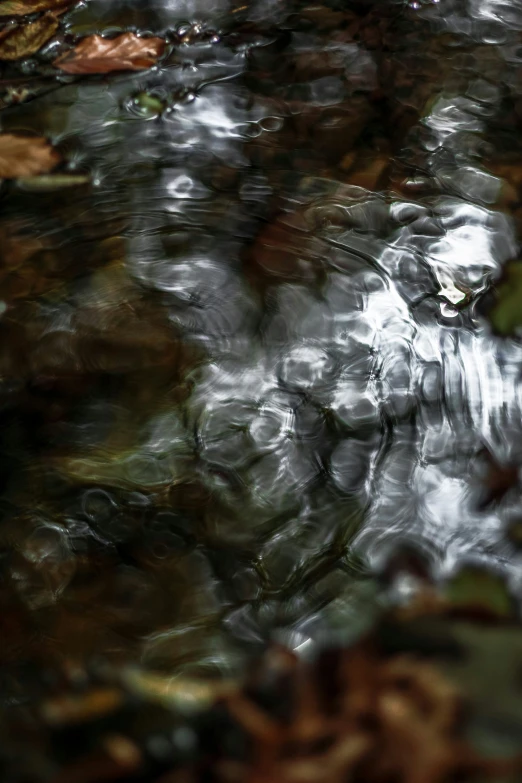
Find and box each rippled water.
[1,0,522,686]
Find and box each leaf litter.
[0,0,74,15]
[0,10,58,59]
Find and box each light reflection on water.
[1,0,522,679]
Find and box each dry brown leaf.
[0,11,58,59]
[0,134,60,178]
[0,0,72,15]
[53,32,166,74]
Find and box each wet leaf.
[0,133,60,178]
[53,32,166,74]
[0,0,72,14]
[0,11,58,59]
[489,262,522,336]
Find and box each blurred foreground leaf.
[0,133,60,177]
[2,593,522,782]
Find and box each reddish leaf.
[0,11,58,59]
[53,33,166,74]
[0,134,60,178]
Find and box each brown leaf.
[0,133,60,178]
[0,0,72,15]
[53,32,166,74]
[0,11,58,59]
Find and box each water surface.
[1,0,522,687]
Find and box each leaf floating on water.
[0,0,72,15]
[0,133,60,178]
[53,33,166,74]
[0,11,58,59]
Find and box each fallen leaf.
[0,11,58,59]
[53,32,166,74]
[209,638,522,783]
[0,134,60,178]
[0,0,72,15]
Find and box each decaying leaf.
[208,640,522,783]
[0,0,72,15]
[0,11,58,60]
[0,133,60,178]
[2,600,522,783]
[53,32,166,74]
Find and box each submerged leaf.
[0,11,58,59]
[53,32,166,74]
[0,134,60,178]
[0,0,72,15]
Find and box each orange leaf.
[0,134,60,178]
[53,32,166,74]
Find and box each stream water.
[1,0,522,688]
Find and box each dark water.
[1,0,522,688]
